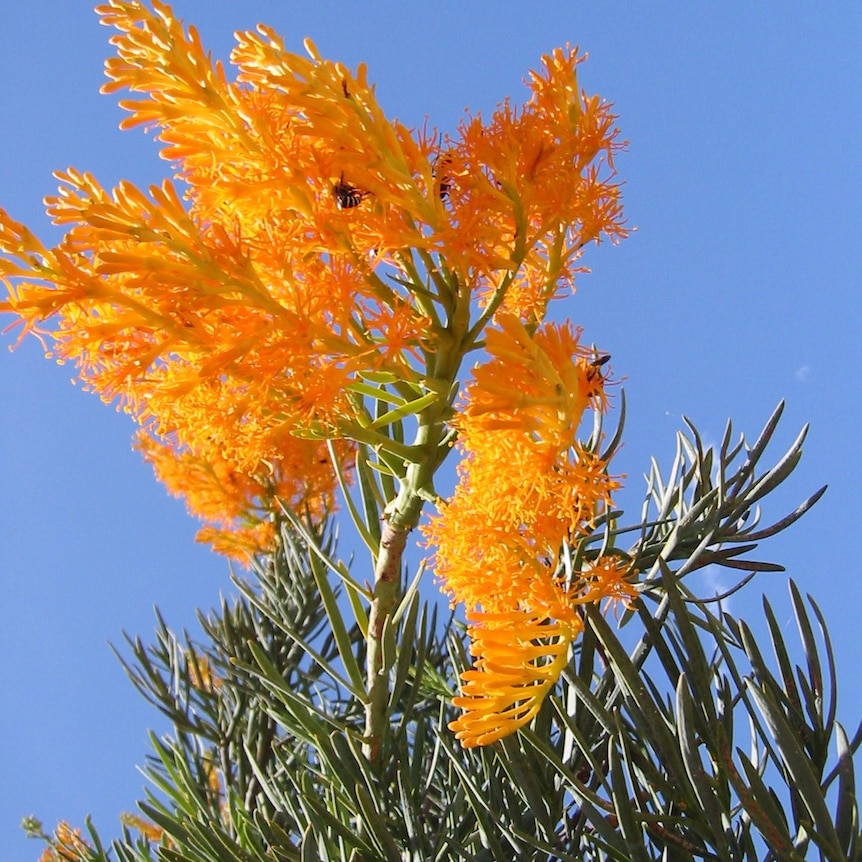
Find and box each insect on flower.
[585,353,611,394]
[433,154,453,201]
[588,353,611,371]
[332,173,369,210]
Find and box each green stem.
[361,266,471,765]
[363,519,409,763]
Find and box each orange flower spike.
[441,44,627,319]
[97,2,326,234]
[424,314,616,616]
[137,430,340,562]
[428,506,548,614]
[467,314,606,448]
[98,0,240,134]
[423,306,626,746]
[38,178,264,348]
[430,448,617,611]
[232,30,437,223]
[135,345,353,473]
[469,52,619,200]
[450,612,581,748]
[525,46,626,200]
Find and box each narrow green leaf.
[557,667,617,738]
[731,619,795,766]
[600,388,626,462]
[354,447,383,549]
[504,821,583,862]
[297,782,368,858]
[368,390,440,430]
[159,848,209,862]
[137,800,193,846]
[395,765,423,850]
[521,724,617,822]
[738,423,808,511]
[788,580,823,726]
[356,369,400,385]
[806,593,839,739]
[388,592,420,713]
[300,824,319,862]
[241,740,290,811]
[675,677,732,860]
[567,624,598,748]
[658,562,716,726]
[345,580,369,639]
[763,595,804,720]
[307,549,367,697]
[327,439,379,558]
[354,784,403,862]
[345,379,408,406]
[740,484,827,542]
[726,400,785,498]
[745,677,844,858]
[833,721,857,857]
[732,749,797,857]
[608,740,652,862]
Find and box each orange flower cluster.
[423,316,636,746]
[0,1,625,560]
[1,1,632,744]
[37,822,91,862]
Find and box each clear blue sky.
[2,3,860,860]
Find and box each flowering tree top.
[1,0,632,747]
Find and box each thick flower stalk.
[0,0,629,751]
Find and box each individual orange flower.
[120,813,165,844]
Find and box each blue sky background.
[2,3,860,859]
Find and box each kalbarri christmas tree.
[3,3,857,860]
